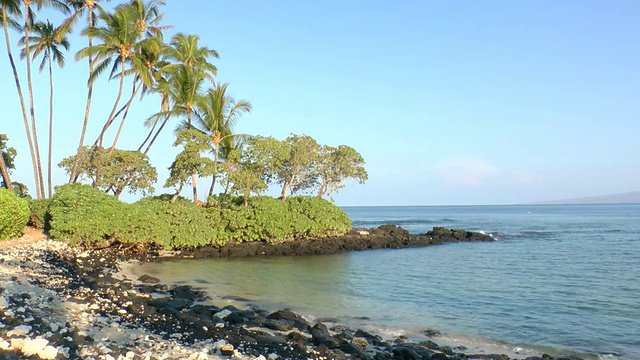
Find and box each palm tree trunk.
[209,142,220,197]
[108,78,142,157]
[0,152,12,191]
[2,7,40,198]
[47,55,54,198]
[69,6,95,184]
[94,59,126,188]
[24,4,46,199]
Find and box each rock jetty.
[180,226,495,258]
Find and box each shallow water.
[132,204,640,359]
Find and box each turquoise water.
[132,204,640,359]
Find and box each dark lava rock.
[138,274,161,283]
[263,318,294,331]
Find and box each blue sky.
[1,1,639,205]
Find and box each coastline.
[1,229,584,360]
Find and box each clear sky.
[2,1,639,206]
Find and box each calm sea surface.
[131,204,640,359]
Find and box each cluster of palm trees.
[1,0,251,200]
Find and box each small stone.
[0,339,10,350]
[214,309,232,319]
[10,338,25,351]
[38,345,58,360]
[220,344,234,356]
[21,338,49,357]
[7,325,32,336]
[50,323,59,332]
[126,351,135,359]
[0,296,8,309]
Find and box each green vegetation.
[2,1,367,245]
[0,188,29,240]
[44,184,351,249]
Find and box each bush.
[134,197,226,249]
[45,185,352,249]
[288,196,351,239]
[48,183,129,246]
[27,198,51,230]
[0,187,30,240]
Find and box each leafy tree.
[221,136,287,206]
[191,82,251,196]
[0,134,29,197]
[315,145,368,200]
[20,19,69,198]
[165,129,215,203]
[277,134,321,201]
[0,134,16,190]
[59,146,157,198]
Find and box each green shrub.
[287,196,351,239]
[48,183,129,245]
[134,197,225,249]
[27,198,51,230]
[246,196,295,243]
[0,187,30,240]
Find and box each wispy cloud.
[431,157,499,185]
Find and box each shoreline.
[1,229,585,360]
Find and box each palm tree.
[60,0,111,184]
[139,33,218,155]
[76,5,139,187]
[20,0,70,198]
[1,0,40,197]
[107,34,162,157]
[124,0,169,40]
[191,83,251,196]
[163,32,218,81]
[20,20,69,198]
[153,63,205,201]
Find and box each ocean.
[129,204,640,359]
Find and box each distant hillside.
[534,191,640,205]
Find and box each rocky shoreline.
[0,227,584,360]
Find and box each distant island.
[533,191,640,205]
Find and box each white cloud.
[431,157,499,185]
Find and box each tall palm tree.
[107,35,163,157]
[1,0,40,197]
[124,0,168,40]
[60,0,111,184]
[148,63,207,201]
[191,83,251,196]
[140,33,218,154]
[20,20,69,198]
[20,0,70,198]
[163,32,218,81]
[76,5,138,187]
